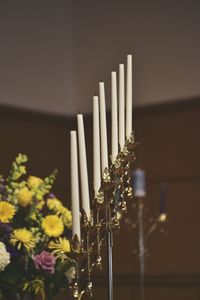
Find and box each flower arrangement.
[0,154,73,300]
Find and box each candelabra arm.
[77,290,85,300]
[144,222,158,244]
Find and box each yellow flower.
[17,187,32,207]
[10,228,37,251]
[28,176,43,189]
[30,212,37,221]
[49,237,70,258]
[12,166,26,180]
[36,200,45,210]
[47,198,63,212]
[0,201,16,223]
[42,215,64,237]
[47,199,72,228]
[35,190,44,201]
[61,208,72,228]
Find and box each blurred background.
[0,0,200,299]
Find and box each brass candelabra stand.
[69,133,139,300]
[124,196,168,300]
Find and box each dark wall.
[0,99,200,299]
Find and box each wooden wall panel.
[0,99,200,299]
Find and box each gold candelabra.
[69,133,139,300]
[123,191,168,300]
[124,196,168,257]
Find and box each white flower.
[0,242,10,271]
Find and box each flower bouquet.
[0,154,73,300]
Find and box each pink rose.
[34,251,56,274]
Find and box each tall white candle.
[70,131,81,240]
[126,54,132,139]
[99,82,109,174]
[77,114,90,220]
[119,64,125,150]
[111,71,118,164]
[93,96,101,196]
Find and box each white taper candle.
[126,54,132,139]
[119,64,125,150]
[93,96,101,196]
[70,131,81,240]
[77,114,90,220]
[111,71,118,164]
[99,82,109,174]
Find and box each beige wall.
[1,1,200,115]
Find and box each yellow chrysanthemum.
[61,208,72,228]
[47,198,63,212]
[58,204,68,214]
[28,176,43,189]
[49,237,70,258]
[0,201,16,223]
[10,228,37,251]
[42,215,64,237]
[17,187,32,207]
[47,199,72,228]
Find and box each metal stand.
[138,199,145,300]
[106,204,113,300]
[107,230,113,300]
